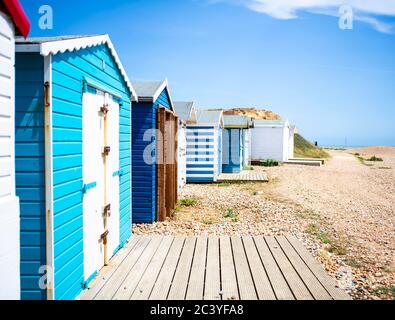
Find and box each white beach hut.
[0,0,30,300]
[251,119,295,162]
[173,101,197,191]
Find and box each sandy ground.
[134,146,395,300]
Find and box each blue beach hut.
[222,115,253,173]
[131,80,178,224]
[15,35,136,300]
[186,110,224,182]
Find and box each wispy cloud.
[209,0,395,33]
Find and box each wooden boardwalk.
[79,236,350,300]
[218,171,269,182]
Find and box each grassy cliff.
[294,134,330,159]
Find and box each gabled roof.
[15,34,137,101]
[131,79,174,111]
[194,109,224,127]
[1,0,30,38]
[223,115,253,129]
[173,101,196,122]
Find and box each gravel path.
[134,147,395,300]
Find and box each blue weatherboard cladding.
[132,89,172,223]
[186,126,216,182]
[15,44,132,300]
[15,53,46,300]
[51,44,131,300]
[222,128,242,173]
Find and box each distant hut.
[251,120,295,162]
[173,101,197,191]
[222,115,253,173]
[186,110,224,182]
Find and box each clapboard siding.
[132,89,171,223]
[15,52,46,300]
[0,12,14,198]
[51,44,131,300]
[0,12,21,300]
[186,126,218,182]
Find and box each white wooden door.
[105,95,120,257]
[82,91,105,280]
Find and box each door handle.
[82,182,97,194]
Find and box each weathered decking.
[218,171,269,182]
[79,236,350,300]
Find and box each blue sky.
[20,0,395,146]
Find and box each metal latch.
[102,146,111,156]
[103,204,111,217]
[100,104,109,116]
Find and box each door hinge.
[102,146,111,156]
[100,230,109,244]
[103,204,111,217]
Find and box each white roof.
[193,109,224,127]
[173,101,196,122]
[254,119,290,128]
[16,35,138,101]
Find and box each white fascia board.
[16,35,138,102]
[152,78,174,111]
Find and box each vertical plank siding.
[222,128,242,173]
[15,44,132,300]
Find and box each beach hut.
[173,101,197,191]
[131,80,178,223]
[0,0,30,300]
[222,115,253,173]
[186,110,224,182]
[15,35,136,300]
[251,119,294,162]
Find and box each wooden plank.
[79,235,142,300]
[219,236,239,300]
[204,237,221,300]
[95,236,152,300]
[265,236,313,300]
[242,236,276,300]
[156,107,166,221]
[286,236,351,300]
[174,116,179,205]
[253,236,294,300]
[130,236,174,300]
[149,237,185,300]
[231,236,257,300]
[276,236,332,300]
[113,236,164,300]
[185,237,207,300]
[168,237,196,300]
[164,112,171,217]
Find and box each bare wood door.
[156,107,178,221]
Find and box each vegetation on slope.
[294,134,330,159]
[222,108,281,120]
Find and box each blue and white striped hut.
[222,115,253,173]
[186,110,224,182]
[15,35,136,300]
